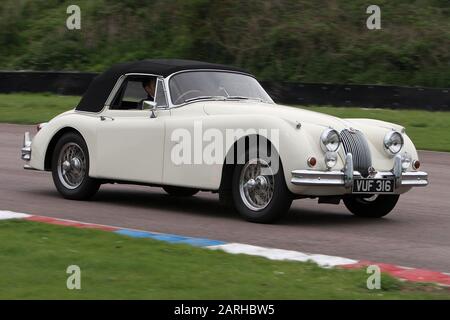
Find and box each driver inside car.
[139,77,156,108]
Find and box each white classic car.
[21,59,428,223]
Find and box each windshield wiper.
[184,96,226,103]
[226,96,263,102]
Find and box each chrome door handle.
[100,116,114,121]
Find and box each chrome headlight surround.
[320,128,341,152]
[384,131,404,155]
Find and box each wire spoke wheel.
[239,158,275,211]
[57,142,86,189]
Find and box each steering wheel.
[174,90,203,105]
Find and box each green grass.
[0,93,449,152]
[0,219,449,299]
[0,93,79,124]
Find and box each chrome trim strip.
[104,74,127,108]
[24,164,38,170]
[155,78,169,109]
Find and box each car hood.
[204,101,352,130]
[203,101,405,132]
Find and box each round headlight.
[384,131,404,155]
[321,129,341,152]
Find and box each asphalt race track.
[1,123,449,272]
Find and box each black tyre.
[163,186,199,197]
[51,132,100,200]
[231,149,292,223]
[219,190,234,209]
[343,194,400,218]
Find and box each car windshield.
[169,71,274,105]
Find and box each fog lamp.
[401,153,412,171]
[325,152,338,169]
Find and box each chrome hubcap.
[57,143,86,189]
[239,159,275,211]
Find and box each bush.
[0,0,448,87]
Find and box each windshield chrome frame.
[164,69,274,109]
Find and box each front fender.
[29,111,100,174]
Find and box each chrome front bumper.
[21,132,32,161]
[291,153,428,189]
[21,132,40,170]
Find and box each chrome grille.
[340,129,372,177]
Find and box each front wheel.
[343,194,400,218]
[231,152,292,223]
[51,132,100,200]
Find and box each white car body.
[21,59,428,222]
[25,101,425,195]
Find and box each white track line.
[0,210,31,220]
[208,243,358,267]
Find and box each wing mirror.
[143,100,157,118]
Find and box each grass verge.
[0,93,448,152]
[0,93,79,124]
[0,219,449,299]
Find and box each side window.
[111,75,156,110]
[155,79,168,108]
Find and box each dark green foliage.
[0,0,448,87]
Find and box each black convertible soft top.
[76,59,248,112]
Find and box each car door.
[95,75,170,184]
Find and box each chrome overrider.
[291,153,428,189]
[21,131,35,170]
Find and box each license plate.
[352,179,395,194]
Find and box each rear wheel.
[163,186,199,197]
[343,194,399,218]
[231,150,292,223]
[51,132,100,200]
